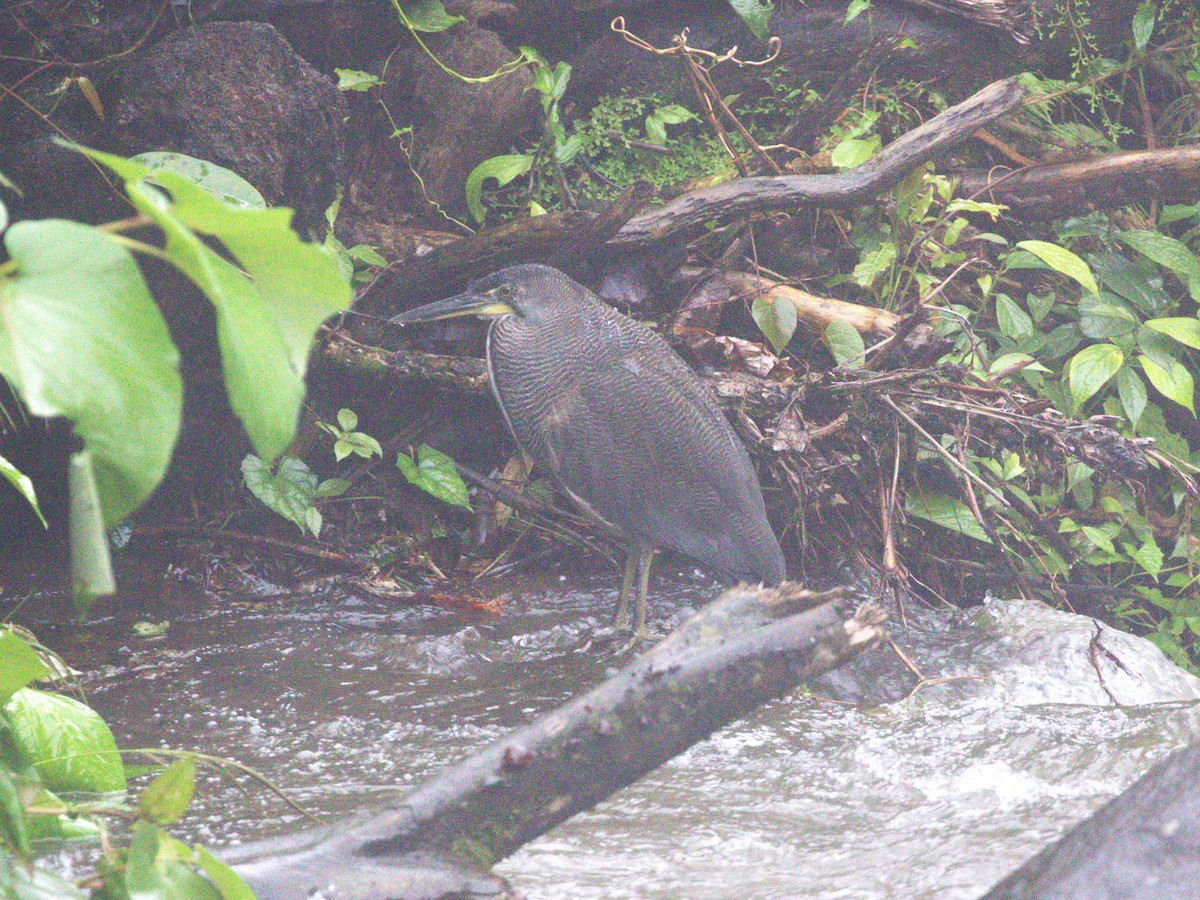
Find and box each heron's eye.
[497,285,514,300]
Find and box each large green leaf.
[905,491,992,543]
[1145,316,1200,350]
[1096,252,1170,314]
[1118,229,1200,302]
[0,220,182,526]
[131,152,266,209]
[0,453,45,528]
[0,767,31,860]
[397,444,471,510]
[76,146,352,461]
[1014,240,1098,296]
[1116,366,1148,429]
[729,0,774,38]
[465,154,533,225]
[139,756,195,825]
[752,295,797,354]
[1078,299,1138,340]
[1140,353,1195,412]
[1068,343,1124,410]
[403,0,465,32]
[195,846,256,900]
[241,454,320,536]
[5,688,126,794]
[125,821,224,900]
[823,319,865,368]
[995,293,1033,339]
[0,630,49,705]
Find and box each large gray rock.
[109,21,344,230]
[380,22,535,216]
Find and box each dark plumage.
[392,264,785,637]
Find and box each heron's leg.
[632,545,655,639]
[611,551,640,631]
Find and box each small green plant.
[0,628,255,897]
[319,408,384,462]
[397,444,471,510]
[465,49,582,223]
[323,190,388,285]
[242,455,350,538]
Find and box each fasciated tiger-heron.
[392,264,786,638]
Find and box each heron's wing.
[541,328,776,579]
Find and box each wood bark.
[717,272,903,337]
[955,146,1200,219]
[610,77,1027,246]
[225,584,887,899]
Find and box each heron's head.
[390,264,578,327]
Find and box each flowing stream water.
[18,560,1200,899]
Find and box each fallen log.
[611,77,1026,246]
[355,77,1025,312]
[956,146,1200,219]
[224,583,887,899]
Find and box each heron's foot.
[585,623,631,647]
[583,623,661,654]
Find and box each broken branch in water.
[225,583,887,899]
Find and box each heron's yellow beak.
[390,292,515,324]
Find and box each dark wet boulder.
[379,21,536,216]
[983,742,1200,899]
[108,21,344,231]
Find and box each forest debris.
[673,325,790,379]
[717,271,903,337]
[226,584,886,899]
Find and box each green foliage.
[465,50,581,222]
[132,152,266,209]
[752,294,797,353]
[320,408,383,462]
[241,454,348,538]
[854,36,1200,668]
[823,319,866,368]
[845,0,872,22]
[645,104,698,145]
[905,491,992,544]
[0,629,49,704]
[335,68,382,91]
[0,630,253,897]
[397,444,471,510]
[78,144,353,464]
[466,154,534,225]
[400,0,464,33]
[728,0,774,38]
[323,189,388,285]
[0,144,350,611]
[0,218,182,527]
[5,687,125,793]
[467,53,842,221]
[68,451,116,611]
[0,452,45,528]
[139,757,196,825]
[1015,240,1098,296]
